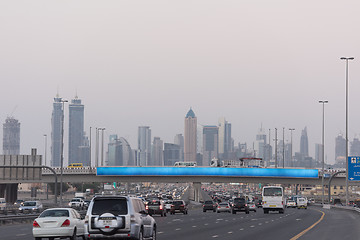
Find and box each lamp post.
[282,127,285,168]
[89,127,92,167]
[289,129,295,167]
[60,99,68,206]
[341,57,354,206]
[319,100,328,205]
[275,128,278,168]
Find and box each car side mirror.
[139,210,148,215]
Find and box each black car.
[170,200,188,215]
[255,199,263,208]
[203,200,216,212]
[231,197,249,214]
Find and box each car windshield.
[233,198,245,203]
[39,209,69,218]
[219,203,228,206]
[71,199,80,202]
[92,198,128,215]
[263,188,282,196]
[23,202,36,206]
[149,201,160,206]
[173,201,184,205]
[204,201,213,204]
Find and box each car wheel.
[151,226,157,240]
[161,212,164,217]
[164,212,167,217]
[138,228,144,240]
[203,210,206,212]
[246,211,249,214]
[69,228,76,240]
[81,235,86,240]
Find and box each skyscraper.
[218,117,232,160]
[164,143,181,166]
[203,125,219,166]
[68,96,87,165]
[151,137,163,166]
[3,117,20,155]
[108,135,134,166]
[315,143,323,166]
[138,126,151,166]
[254,127,267,160]
[350,138,360,156]
[51,95,63,167]
[184,108,197,162]
[174,134,184,161]
[335,134,346,166]
[300,127,309,157]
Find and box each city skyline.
[1,1,360,165]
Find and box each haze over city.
[1,1,360,165]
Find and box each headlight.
[18,208,21,210]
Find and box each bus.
[174,162,197,167]
[68,163,83,168]
[262,186,285,214]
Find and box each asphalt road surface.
[1,206,359,240]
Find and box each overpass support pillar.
[0,184,18,203]
[0,184,6,198]
[193,182,201,202]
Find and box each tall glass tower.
[300,127,309,157]
[68,96,86,165]
[3,117,20,155]
[184,108,197,162]
[51,95,63,167]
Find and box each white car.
[164,200,173,212]
[286,200,296,208]
[33,208,85,240]
[68,198,85,209]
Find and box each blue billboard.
[348,156,360,181]
[97,167,319,178]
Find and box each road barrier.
[0,214,38,225]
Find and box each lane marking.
[290,210,325,240]
[212,235,219,238]
[228,231,233,234]
[16,234,26,236]
[250,225,255,228]
[240,228,244,231]
[158,232,164,234]
[175,228,181,231]
[192,225,197,228]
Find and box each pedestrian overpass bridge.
[21,166,351,186]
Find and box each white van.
[262,186,285,214]
[297,197,308,209]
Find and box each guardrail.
[0,214,38,225]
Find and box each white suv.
[85,196,156,239]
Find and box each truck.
[75,192,86,199]
[85,189,94,195]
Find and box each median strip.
[290,210,325,240]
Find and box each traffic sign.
[348,156,360,181]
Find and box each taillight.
[33,220,40,228]
[160,205,163,210]
[218,206,220,208]
[84,215,89,224]
[180,205,184,207]
[282,201,283,205]
[61,219,70,227]
[171,205,175,207]
[145,205,149,210]
[245,204,247,207]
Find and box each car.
[32,208,86,240]
[68,198,85,209]
[247,201,257,212]
[297,197,308,209]
[231,197,249,214]
[216,202,231,213]
[286,200,296,208]
[146,199,167,217]
[255,199,262,208]
[14,199,24,206]
[170,200,188,215]
[203,200,216,212]
[85,195,156,239]
[164,200,173,213]
[19,201,43,213]
[84,200,91,208]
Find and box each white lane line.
[228,231,233,234]
[265,221,269,224]
[296,219,302,221]
[225,220,229,222]
[251,219,258,221]
[158,232,164,234]
[16,234,26,237]
[250,225,255,228]
[204,223,209,226]
[173,219,181,221]
[192,225,197,228]
[212,235,219,238]
[240,228,244,231]
[175,228,181,231]
[217,219,224,221]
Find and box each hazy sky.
[1,1,360,165]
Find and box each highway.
[0,206,359,240]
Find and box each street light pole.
[319,100,328,205]
[289,129,295,167]
[282,127,285,168]
[275,128,278,168]
[341,57,354,206]
[95,127,98,167]
[89,127,92,167]
[60,99,68,206]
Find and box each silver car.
[216,202,231,213]
[19,201,43,213]
[85,196,156,239]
